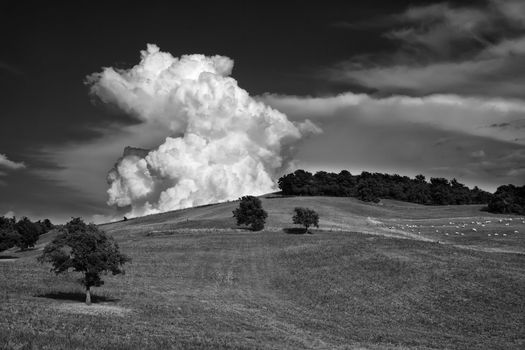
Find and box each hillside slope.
[2,195,525,349]
[102,195,524,253]
[102,195,486,236]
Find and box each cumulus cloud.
[0,153,26,170]
[87,44,319,217]
[330,0,525,98]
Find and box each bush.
[233,196,268,231]
[292,207,319,233]
[38,217,130,305]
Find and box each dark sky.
[1,0,524,222]
[1,1,403,161]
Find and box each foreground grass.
[1,227,524,349]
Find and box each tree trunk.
[85,287,91,305]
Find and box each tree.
[233,196,268,231]
[292,207,319,233]
[38,217,130,305]
[0,229,20,252]
[0,216,20,252]
[41,219,54,232]
[487,185,525,215]
[277,170,492,206]
[14,217,40,250]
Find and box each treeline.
[278,170,492,205]
[487,185,525,215]
[0,216,54,252]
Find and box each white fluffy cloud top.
[87,44,319,217]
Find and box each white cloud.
[261,92,525,146]
[0,153,26,170]
[85,44,320,217]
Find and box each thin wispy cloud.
[262,93,525,146]
[0,153,26,170]
[329,0,525,99]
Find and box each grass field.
[1,195,525,349]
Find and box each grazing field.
[1,196,525,349]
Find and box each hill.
[1,195,525,349]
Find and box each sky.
[0,0,524,223]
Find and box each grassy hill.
[1,195,525,349]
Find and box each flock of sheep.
[390,217,524,239]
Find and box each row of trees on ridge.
[278,170,525,215]
[278,170,492,205]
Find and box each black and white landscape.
[1,1,524,349]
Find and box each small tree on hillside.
[292,207,319,233]
[38,217,130,305]
[233,196,268,231]
[14,217,40,250]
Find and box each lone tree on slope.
[292,207,319,233]
[38,217,130,305]
[233,196,268,231]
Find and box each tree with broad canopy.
[292,207,319,233]
[233,196,268,231]
[38,217,130,305]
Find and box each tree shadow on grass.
[35,291,120,303]
[283,227,308,234]
[0,255,18,260]
[231,226,259,232]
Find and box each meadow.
[1,196,524,349]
